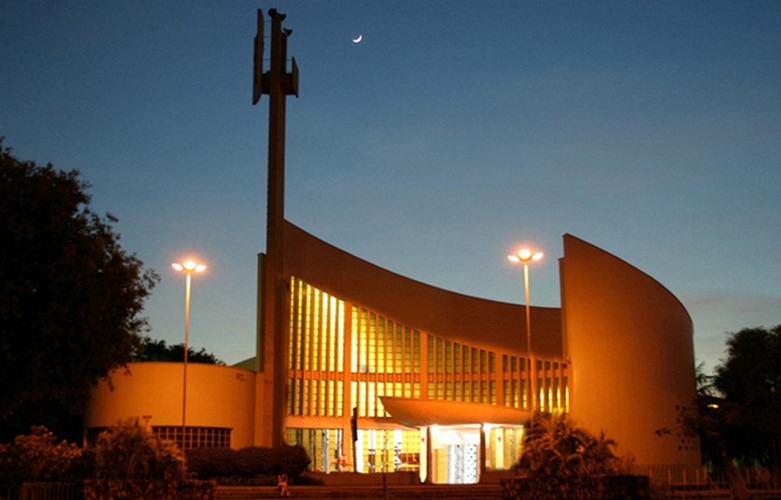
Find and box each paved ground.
[214,484,504,499]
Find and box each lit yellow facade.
[85,227,699,482]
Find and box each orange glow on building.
[85,9,700,483]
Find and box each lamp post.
[172,259,206,448]
[508,248,543,412]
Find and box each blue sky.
[2,1,779,372]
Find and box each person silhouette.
[277,473,290,497]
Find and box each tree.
[684,328,781,499]
[130,336,224,364]
[0,139,158,441]
[686,362,750,499]
[713,326,781,474]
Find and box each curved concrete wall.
[85,362,256,449]
[284,221,562,358]
[560,234,699,466]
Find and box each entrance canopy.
[380,397,531,427]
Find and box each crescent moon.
[352,34,363,44]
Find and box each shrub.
[186,445,310,482]
[187,447,239,478]
[235,447,275,477]
[0,426,82,484]
[275,445,310,477]
[82,479,214,499]
[515,413,627,479]
[92,419,185,480]
[501,474,651,499]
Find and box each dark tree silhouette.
[131,336,224,365]
[684,327,781,499]
[714,326,781,474]
[0,139,158,441]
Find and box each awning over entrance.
[380,396,531,427]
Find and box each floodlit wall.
[85,362,256,449]
[560,234,699,466]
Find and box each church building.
[85,9,700,484]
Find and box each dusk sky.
[2,1,779,373]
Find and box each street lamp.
[171,259,206,448]
[508,248,543,412]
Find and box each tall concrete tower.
[252,8,298,447]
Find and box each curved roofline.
[563,233,692,324]
[287,219,558,311]
[284,220,563,357]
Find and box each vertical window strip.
[301,284,309,372]
[287,378,294,416]
[314,289,323,372]
[359,309,367,374]
[288,278,297,370]
[351,310,358,373]
[312,378,320,417]
[309,286,316,373]
[386,319,394,375]
[324,291,331,373]
[337,300,345,372]
[404,328,411,375]
[411,330,421,373]
[378,317,386,374]
[427,336,434,376]
[336,380,344,417]
[326,295,334,373]
[351,381,357,419]
[396,324,404,374]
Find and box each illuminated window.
[288,278,349,417]
[427,336,435,373]
[154,426,231,449]
[286,277,570,425]
[378,318,386,373]
[287,428,347,473]
[412,330,421,373]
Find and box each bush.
[92,419,185,480]
[515,413,628,479]
[501,474,650,499]
[275,445,310,477]
[187,447,239,478]
[186,445,310,482]
[235,447,275,477]
[0,426,82,485]
[82,479,214,499]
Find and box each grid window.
[154,426,231,449]
[287,277,570,423]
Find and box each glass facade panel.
[285,276,569,474]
